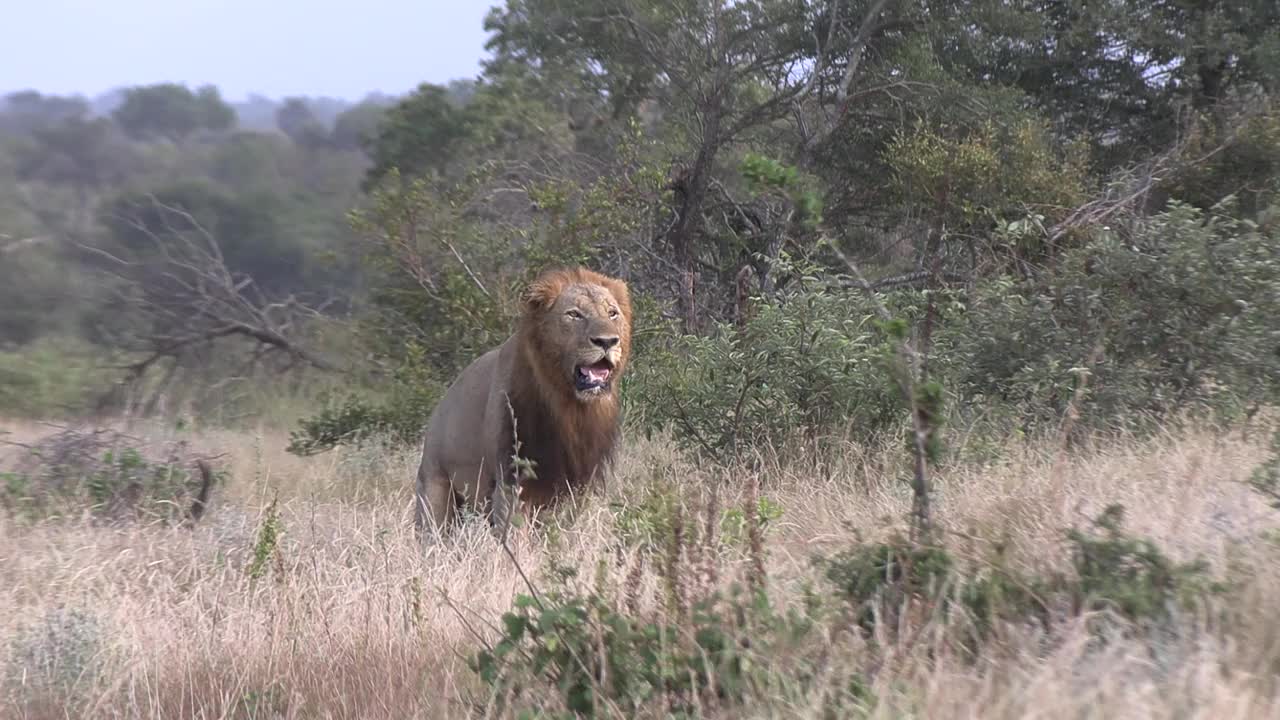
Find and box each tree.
[482,0,906,330]
[939,0,1280,169]
[275,97,327,147]
[103,182,308,294]
[82,196,339,405]
[362,83,475,189]
[195,85,236,133]
[0,91,89,136]
[13,117,135,189]
[112,83,236,140]
[331,101,388,152]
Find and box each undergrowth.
[471,491,1228,717]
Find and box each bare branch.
[837,0,894,104]
[80,196,341,402]
[1047,110,1249,244]
[440,237,491,297]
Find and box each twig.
[499,395,544,610]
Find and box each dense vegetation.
[4,0,1278,448]
[291,0,1280,461]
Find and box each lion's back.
[422,343,507,472]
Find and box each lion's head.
[521,267,632,404]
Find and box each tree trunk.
[668,128,718,334]
[666,50,728,334]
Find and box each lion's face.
[537,282,631,402]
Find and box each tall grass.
[1,417,1278,718]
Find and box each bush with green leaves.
[471,566,816,718]
[948,199,1280,433]
[819,535,1051,655]
[629,267,902,458]
[820,505,1221,651]
[1067,504,1224,623]
[286,384,441,456]
[1164,103,1280,217]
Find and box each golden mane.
[508,267,632,506]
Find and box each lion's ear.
[602,277,632,317]
[523,277,560,313]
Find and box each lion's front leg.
[488,459,521,541]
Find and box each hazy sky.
[3,0,494,100]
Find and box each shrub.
[0,426,217,522]
[629,265,901,458]
[818,535,1047,651]
[949,200,1280,433]
[1165,103,1280,217]
[286,386,439,456]
[471,566,815,717]
[286,345,444,455]
[820,505,1221,650]
[1066,504,1223,624]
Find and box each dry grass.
[1,415,1278,719]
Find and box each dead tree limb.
[79,196,341,400]
[1046,108,1251,245]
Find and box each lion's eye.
[608,309,620,319]
[566,309,584,320]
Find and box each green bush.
[1165,104,1280,217]
[286,346,444,455]
[948,200,1280,433]
[820,505,1220,649]
[471,566,815,717]
[286,387,439,456]
[818,535,1047,651]
[629,266,902,458]
[1067,504,1223,623]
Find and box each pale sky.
[2,0,495,100]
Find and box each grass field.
[2,416,1279,719]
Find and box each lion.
[413,267,633,539]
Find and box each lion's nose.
[591,335,620,350]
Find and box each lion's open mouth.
[574,359,614,392]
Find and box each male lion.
[413,267,632,539]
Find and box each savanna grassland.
[2,414,1278,719]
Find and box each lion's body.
[414,268,632,538]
